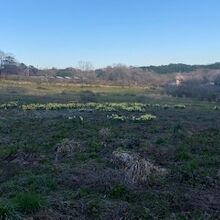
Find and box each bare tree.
[0,50,16,66]
[0,50,18,77]
[78,60,93,71]
[0,50,7,76]
[0,50,6,67]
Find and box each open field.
[0,79,220,219]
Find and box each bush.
[166,83,220,102]
[79,91,97,102]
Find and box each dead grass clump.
[4,151,44,167]
[55,139,83,161]
[112,149,167,184]
[99,128,111,141]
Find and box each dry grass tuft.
[55,139,83,162]
[112,149,167,184]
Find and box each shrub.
[166,83,220,102]
[79,91,97,102]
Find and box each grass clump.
[0,201,19,220]
[107,114,127,121]
[135,114,156,121]
[0,147,17,160]
[0,101,19,110]
[13,192,44,214]
[176,145,192,161]
[109,184,132,201]
[213,106,220,110]
[86,198,100,219]
[174,104,186,109]
[107,113,156,122]
[72,187,92,199]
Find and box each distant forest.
[1,50,220,87]
[140,63,220,74]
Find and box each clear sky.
[1,0,220,68]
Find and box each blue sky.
[0,0,220,68]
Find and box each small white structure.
[56,76,64,80]
[176,74,185,86]
[73,76,80,80]
[65,76,71,80]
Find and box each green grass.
[0,79,219,219]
